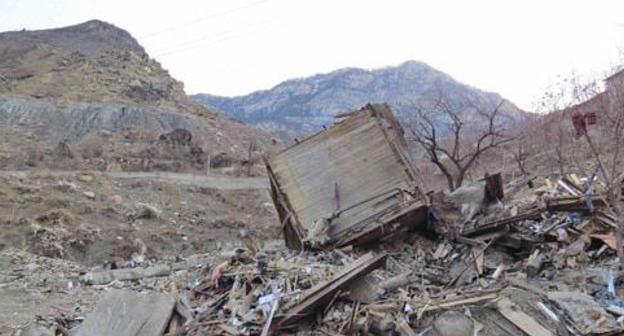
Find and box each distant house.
[606,68,624,92]
[565,68,624,117]
[605,68,624,114]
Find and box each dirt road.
[0,170,269,190]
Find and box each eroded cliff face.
[1,97,205,142]
[0,95,274,174]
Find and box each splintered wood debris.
[30,170,624,335]
[18,106,624,335]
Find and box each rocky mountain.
[192,61,527,139]
[0,20,186,106]
[0,20,272,173]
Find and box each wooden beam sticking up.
[273,252,387,332]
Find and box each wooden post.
[247,141,253,177]
[206,152,211,176]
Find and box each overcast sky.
[1,0,623,110]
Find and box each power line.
[140,0,270,39]
[153,17,276,54]
[152,26,240,54]
[155,28,261,57]
[154,18,278,57]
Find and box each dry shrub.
[161,180,180,203]
[35,209,73,227]
[80,141,103,159]
[88,172,116,197]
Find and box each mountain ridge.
[192,60,527,138]
[0,20,146,57]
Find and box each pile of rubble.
[12,105,624,335]
[20,172,624,336]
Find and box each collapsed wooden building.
[266,104,428,250]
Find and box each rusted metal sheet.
[266,104,425,250]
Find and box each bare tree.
[534,76,585,177]
[546,69,624,266]
[406,91,513,191]
[583,70,624,266]
[512,138,530,176]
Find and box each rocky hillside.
[0,20,188,107]
[0,20,272,173]
[192,61,527,139]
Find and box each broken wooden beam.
[525,250,545,277]
[394,318,417,336]
[497,297,555,336]
[81,263,188,285]
[335,200,427,248]
[546,196,606,213]
[379,271,412,292]
[407,292,499,317]
[484,172,504,201]
[273,252,387,332]
[461,209,541,237]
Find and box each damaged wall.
[266,104,423,249]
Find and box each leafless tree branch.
[406,91,513,190]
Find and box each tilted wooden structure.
[266,104,427,250]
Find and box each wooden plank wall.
[268,105,416,242]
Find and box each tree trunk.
[432,160,456,191]
[446,175,455,192]
[517,160,527,176]
[556,149,565,176]
[454,170,467,191]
